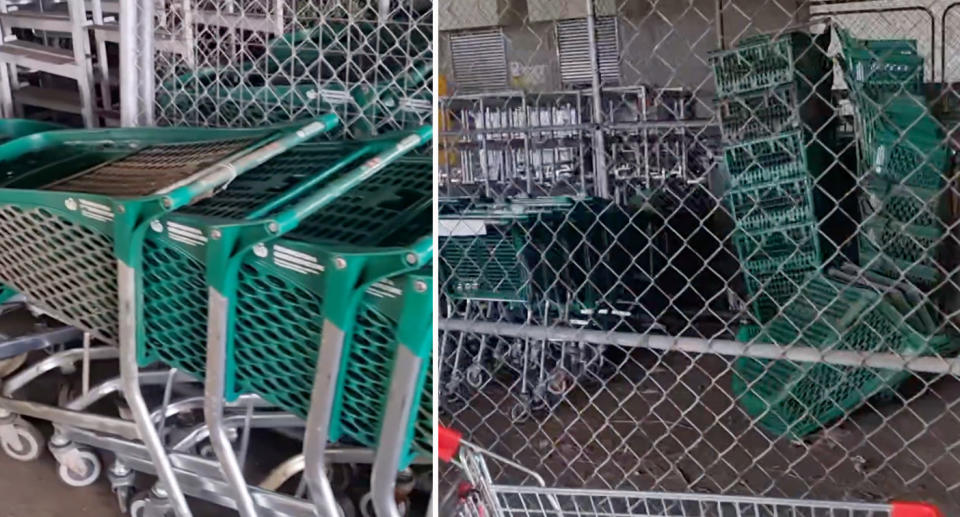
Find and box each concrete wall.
[440,0,810,95]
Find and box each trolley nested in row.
[0,114,433,516]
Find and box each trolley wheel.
[57,448,102,487]
[0,352,26,378]
[338,496,357,517]
[128,492,170,517]
[359,492,407,517]
[465,364,486,388]
[510,401,529,423]
[115,486,135,514]
[1,419,44,461]
[128,493,148,517]
[327,462,356,493]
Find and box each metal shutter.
[450,30,508,92]
[557,17,620,87]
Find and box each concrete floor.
[0,450,121,517]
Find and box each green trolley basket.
[0,116,339,516]
[166,125,431,515]
[733,270,952,439]
[0,119,63,144]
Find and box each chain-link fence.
[146,0,432,137]
[439,0,960,514]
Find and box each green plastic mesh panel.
[0,205,118,343]
[179,142,367,220]
[860,177,943,229]
[291,158,432,246]
[231,260,325,419]
[733,275,950,438]
[720,86,799,142]
[141,237,208,376]
[414,365,432,455]
[712,33,822,97]
[46,138,255,196]
[724,132,809,188]
[440,233,530,302]
[338,296,398,447]
[728,178,816,233]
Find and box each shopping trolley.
[438,426,944,517]
[146,124,431,516]
[0,116,339,517]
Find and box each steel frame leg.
[302,320,346,517]
[118,260,193,517]
[205,287,259,517]
[371,347,422,517]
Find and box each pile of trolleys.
[0,115,433,517]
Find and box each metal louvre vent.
[557,17,620,87]
[450,30,508,92]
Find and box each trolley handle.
[270,124,432,235]
[891,502,944,517]
[161,114,341,211]
[246,127,433,221]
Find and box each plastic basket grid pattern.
[0,205,118,343]
[44,139,256,196]
[228,156,431,443]
[733,275,950,438]
[440,232,530,303]
[712,32,826,98]
[724,131,810,188]
[719,86,800,142]
[231,258,325,419]
[139,141,375,373]
[141,238,208,376]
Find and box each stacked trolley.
[439,196,632,421]
[711,28,837,324]
[838,29,950,292]
[0,117,435,517]
[730,29,958,440]
[438,425,945,517]
[158,21,433,135]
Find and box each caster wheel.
[128,492,150,517]
[58,448,101,487]
[0,352,26,378]
[465,365,486,388]
[198,443,216,459]
[326,463,356,493]
[359,492,406,517]
[115,486,135,514]
[1,419,44,461]
[510,401,529,423]
[339,496,357,517]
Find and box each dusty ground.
[0,451,120,517]
[442,347,960,514]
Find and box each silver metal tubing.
[0,326,82,362]
[65,370,196,412]
[303,320,346,516]
[259,455,305,492]
[171,413,303,452]
[118,0,137,126]
[138,0,155,125]
[150,394,269,426]
[63,427,316,517]
[371,347,422,517]
[205,288,258,517]
[2,346,117,397]
[118,261,192,517]
[439,318,960,375]
[0,397,138,439]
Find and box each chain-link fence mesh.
[439,0,960,513]
[150,0,432,137]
